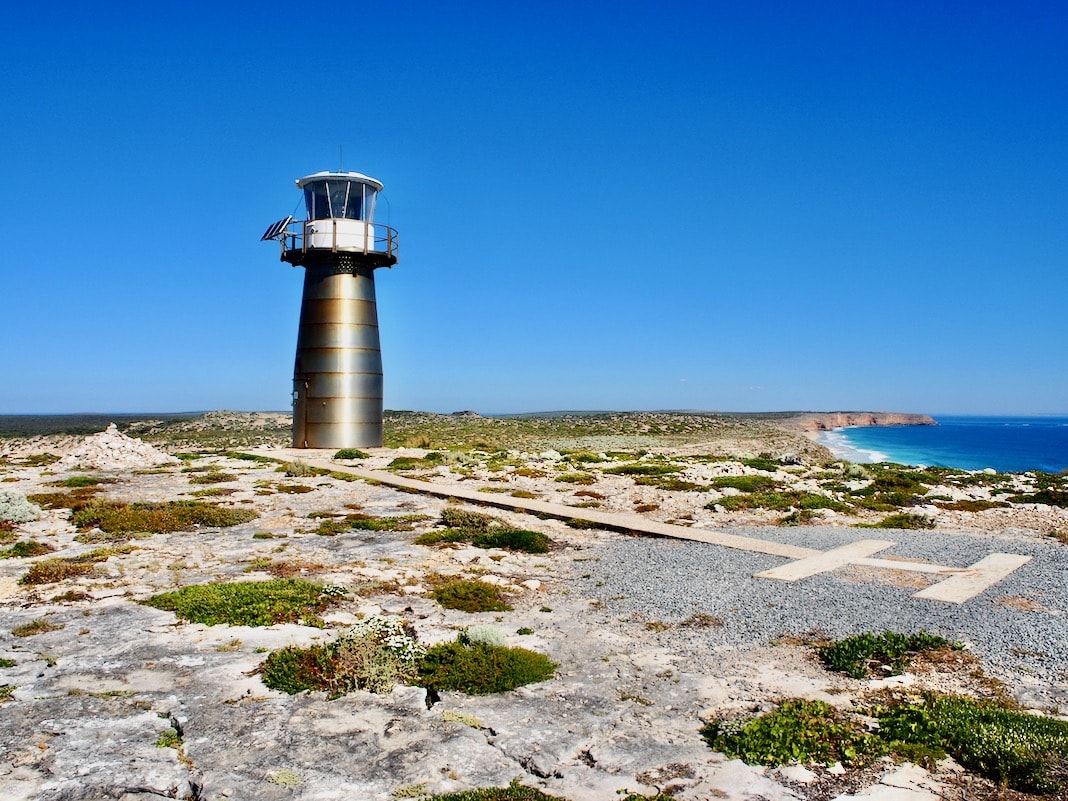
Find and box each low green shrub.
[710,491,847,512]
[143,578,339,626]
[875,693,1068,794]
[420,509,552,553]
[426,784,565,800]
[72,500,258,534]
[742,456,780,472]
[932,499,1009,512]
[316,513,430,535]
[222,451,277,463]
[418,639,556,695]
[12,618,65,637]
[27,489,101,510]
[54,475,110,488]
[562,450,602,463]
[333,448,369,460]
[440,508,496,531]
[633,477,710,491]
[702,698,885,767]
[1008,489,1068,507]
[18,546,133,585]
[278,461,328,477]
[711,475,779,492]
[849,468,931,509]
[273,483,315,494]
[0,540,55,559]
[260,616,425,696]
[470,529,551,554]
[857,512,935,530]
[155,728,182,749]
[564,518,600,529]
[349,514,430,531]
[190,487,237,497]
[432,579,512,612]
[777,509,818,526]
[188,471,236,485]
[554,472,596,485]
[414,528,471,545]
[604,462,681,477]
[387,453,445,471]
[12,453,60,467]
[818,631,954,679]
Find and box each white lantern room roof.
[296,171,384,191]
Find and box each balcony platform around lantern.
[278,219,398,269]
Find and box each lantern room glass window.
[303,180,378,221]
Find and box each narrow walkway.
[267,449,1031,604]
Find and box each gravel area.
[571,525,1068,708]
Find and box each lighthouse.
[261,171,398,449]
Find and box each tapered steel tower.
[261,171,398,448]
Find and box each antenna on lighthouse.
[261,170,399,449]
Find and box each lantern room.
[297,171,382,222]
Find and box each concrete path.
[266,450,1032,605]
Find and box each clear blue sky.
[3,1,1066,416]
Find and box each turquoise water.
[818,415,1068,473]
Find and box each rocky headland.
[774,412,937,433]
[0,412,1065,801]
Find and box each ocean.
[818,415,1068,474]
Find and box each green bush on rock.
[874,692,1068,794]
[418,638,556,695]
[261,616,425,696]
[142,578,339,626]
[818,631,955,678]
[702,698,885,767]
[431,579,512,613]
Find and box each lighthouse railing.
[279,220,399,260]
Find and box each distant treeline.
[0,413,200,438]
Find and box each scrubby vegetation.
[19,546,133,585]
[702,698,885,768]
[872,692,1068,794]
[704,692,1068,793]
[260,616,425,696]
[142,579,341,626]
[333,448,369,460]
[12,618,65,637]
[817,631,956,678]
[710,490,847,512]
[711,474,779,492]
[0,490,42,524]
[71,500,258,535]
[857,512,935,530]
[431,579,512,612]
[260,620,555,699]
[0,540,54,559]
[418,637,556,695]
[703,631,1068,794]
[415,508,552,554]
[424,788,670,801]
[313,512,430,536]
[387,452,446,471]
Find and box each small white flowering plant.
[325,616,426,695]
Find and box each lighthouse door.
[292,380,309,448]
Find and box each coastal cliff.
[777,411,937,432]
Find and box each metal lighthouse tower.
[261,171,398,449]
